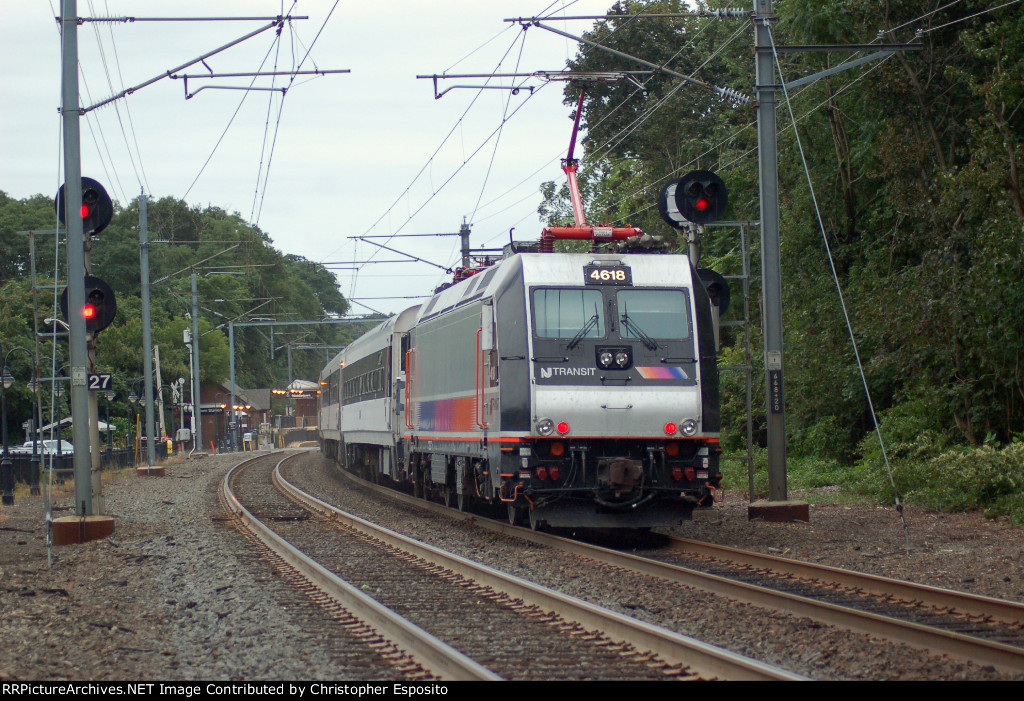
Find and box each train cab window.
[533,288,606,339]
[616,289,691,340]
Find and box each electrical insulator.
[715,85,752,105]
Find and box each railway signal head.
[60,275,117,334]
[55,177,114,236]
[658,170,728,228]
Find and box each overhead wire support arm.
[503,11,751,21]
[418,74,535,100]
[322,260,423,265]
[418,70,654,99]
[350,233,462,238]
[518,21,751,105]
[80,17,313,114]
[172,69,351,99]
[72,15,309,23]
[351,238,453,273]
[151,244,241,287]
[778,40,923,90]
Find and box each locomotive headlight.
[596,346,631,370]
[536,418,555,436]
[680,418,699,436]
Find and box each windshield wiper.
[620,308,658,351]
[567,312,600,350]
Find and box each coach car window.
[532,288,606,339]
[616,289,691,340]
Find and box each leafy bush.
[720,448,851,501]
[790,415,857,463]
[851,441,1024,524]
[854,397,953,489]
[899,443,1024,523]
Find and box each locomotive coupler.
[597,457,644,497]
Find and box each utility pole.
[154,345,167,444]
[229,322,237,452]
[191,270,203,453]
[750,0,799,519]
[459,219,471,269]
[139,192,159,472]
[748,0,920,521]
[55,0,113,544]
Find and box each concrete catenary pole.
[140,192,157,467]
[60,0,94,515]
[191,270,203,452]
[754,0,788,502]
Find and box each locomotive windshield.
[616,289,691,340]
[533,288,606,339]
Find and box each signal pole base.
[748,500,809,523]
[136,466,165,477]
[52,515,115,546]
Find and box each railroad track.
[319,456,1024,676]
[221,450,803,681]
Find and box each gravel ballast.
[1,449,1022,681]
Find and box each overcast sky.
[2,0,622,316]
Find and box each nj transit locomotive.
[320,95,725,528]
[318,239,725,529]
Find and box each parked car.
[5,440,73,456]
[41,440,74,456]
[6,441,36,455]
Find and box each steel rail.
[663,537,1024,626]
[221,453,501,681]
[331,466,1024,675]
[275,462,805,681]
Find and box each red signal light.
[659,170,728,226]
[60,276,116,334]
[56,178,113,235]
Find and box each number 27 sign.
[87,373,112,391]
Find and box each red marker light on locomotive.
[556,421,570,435]
[664,422,678,435]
